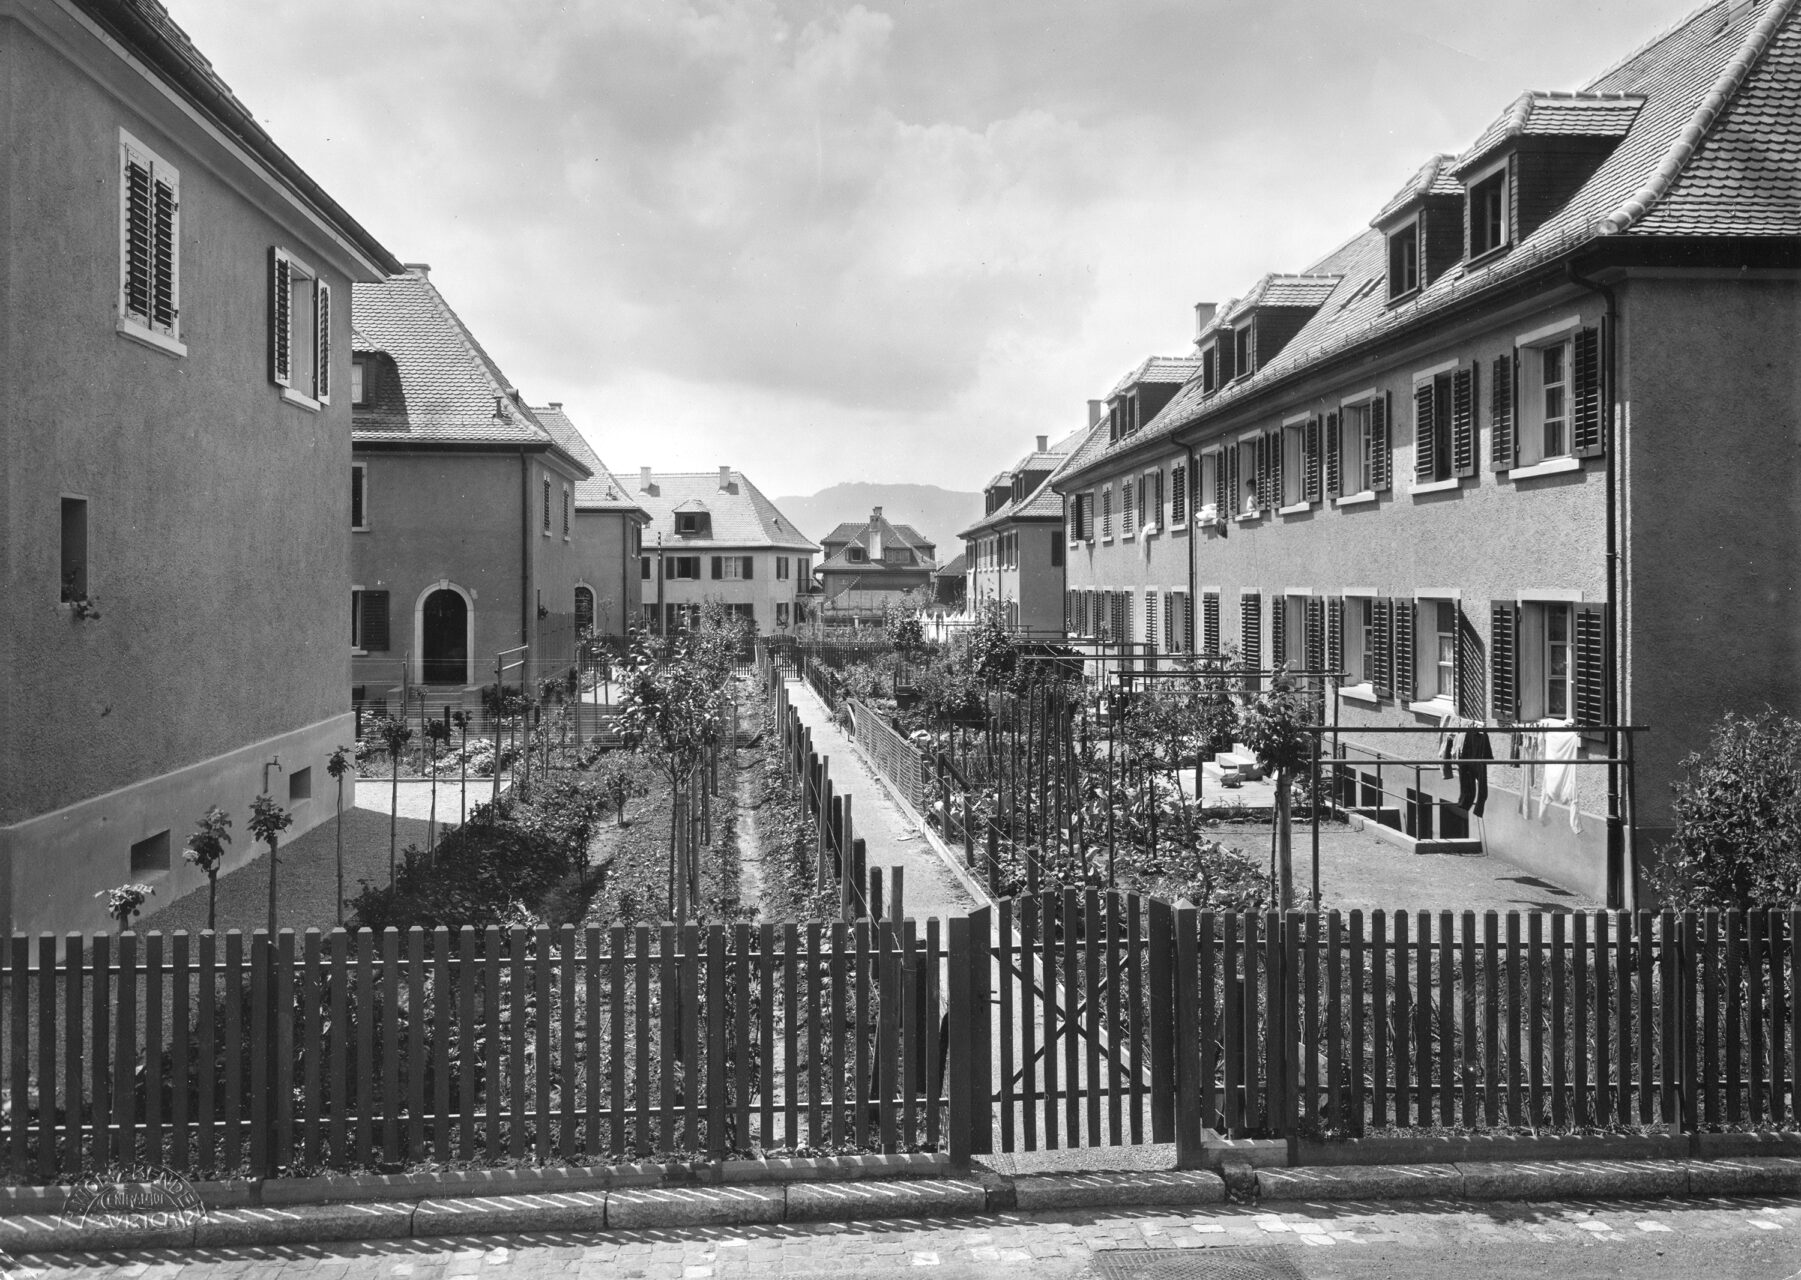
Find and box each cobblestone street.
[13,1196,1801,1280]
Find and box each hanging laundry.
[1539,730,1584,833]
[1516,723,1542,816]
[1438,713,1458,780]
[1456,729,1493,817]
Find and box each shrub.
[1651,709,1801,909]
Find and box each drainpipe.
[1186,442,1199,648]
[1567,261,1626,909]
[521,450,533,680]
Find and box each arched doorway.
[574,585,595,637]
[421,588,469,685]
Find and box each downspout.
[521,450,533,677]
[1186,442,1199,649]
[1567,262,1626,909]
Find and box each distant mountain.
[771,483,984,560]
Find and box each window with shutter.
[1270,593,1286,669]
[361,590,391,652]
[1326,597,1344,680]
[119,132,182,349]
[743,556,755,580]
[1491,353,1514,469]
[1454,607,1486,719]
[1324,412,1341,499]
[543,479,552,532]
[1172,465,1187,524]
[1452,365,1476,477]
[711,556,723,579]
[1122,477,1136,536]
[1183,592,1195,654]
[1146,592,1159,659]
[1371,598,1393,698]
[1392,599,1416,703]
[1490,601,1519,723]
[1306,597,1325,675]
[1215,448,1231,515]
[1414,381,1437,483]
[1240,592,1262,676]
[1371,393,1392,491]
[315,281,332,403]
[271,250,292,386]
[1101,489,1112,539]
[562,487,570,536]
[270,246,330,401]
[1203,592,1220,656]
[1574,604,1606,735]
[351,463,368,531]
[1572,326,1604,457]
[1304,417,1321,503]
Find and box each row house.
[351,267,593,706]
[533,404,650,640]
[815,508,936,627]
[1055,0,1801,904]
[959,429,1086,634]
[0,0,400,934]
[1057,356,1202,658]
[635,470,818,635]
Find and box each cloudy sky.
[174,0,1697,495]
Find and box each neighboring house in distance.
[959,427,1090,633]
[1055,356,1204,659]
[1054,0,1801,905]
[532,403,649,641]
[933,553,968,613]
[816,508,938,626]
[0,0,400,935]
[634,469,819,635]
[351,267,592,707]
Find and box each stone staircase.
[1201,741,1266,788]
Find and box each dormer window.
[1233,325,1253,380]
[1202,345,1217,394]
[351,355,370,407]
[675,512,710,536]
[1387,221,1420,300]
[847,546,868,563]
[1468,161,1509,259]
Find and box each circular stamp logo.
[62,1165,205,1232]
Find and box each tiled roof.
[636,472,817,552]
[70,1,398,275]
[819,516,936,558]
[1372,154,1463,225]
[958,427,1088,536]
[1222,275,1343,321]
[1056,0,1800,489]
[1454,92,1646,174]
[939,552,968,577]
[1105,355,1203,400]
[530,405,647,515]
[352,271,582,465]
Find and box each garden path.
[784,676,977,922]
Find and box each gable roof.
[1222,275,1343,320]
[819,518,934,553]
[530,404,646,516]
[352,269,583,472]
[1056,0,1801,489]
[1372,154,1464,225]
[1106,355,1203,399]
[959,426,1090,537]
[635,471,817,552]
[71,0,398,277]
[1454,92,1647,174]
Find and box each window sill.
[1277,501,1312,517]
[1387,286,1420,306]
[352,525,370,534]
[1508,456,1581,481]
[1340,684,1380,705]
[116,319,186,359]
[1233,512,1261,524]
[1142,525,1159,538]
[351,647,367,657]
[1409,697,1456,718]
[1410,477,1462,496]
[1122,532,1136,542]
[1335,491,1377,508]
[1467,243,1511,269]
[279,387,321,413]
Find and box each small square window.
[288,766,313,802]
[130,830,170,874]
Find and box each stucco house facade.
[960,430,1087,635]
[1054,0,1801,906]
[533,404,649,642]
[351,267,592,709]
[0,0,400,935]
[634,470,818,636]
[816,508,937,627]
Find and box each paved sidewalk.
[785,678,976,922]
[12,1195,1801,1279]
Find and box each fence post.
[985,825,1000,897]
[947,916,973,1170]
[1173,901,1205,1167]
[1147,899,1175,1142]
[850,839,867,921]
[891,867,904,926]
[871,868,885,923]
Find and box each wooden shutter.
[1269,432,1285,509]
[361,590,391,652]
[1226,446,1241,516]
[123,150,153,321]
[270,249,292,387]
[1271,595,1286,669]
[1455,606,1486,720]
[1122,475,1135,534]
[1371,392,1392,492]
[1575,604,1607,736]
[351,466,365,529]
[1573,326,1604,457]
[1304,417,1321,503]
[1491,353,1514,469]
[1306,596,1325,675]
[1324,412,1341,499]
[1413,381,1437,482]
[1240,592,1262,672]
[1101,489,1111,538]
[1146,592,1160,655]
[1113,592,1127,645]
[1451,365,1476,477]
[1203,592,1220,655]
[1490,601,1519,723]
[1371,598,1393,698]
[152,172,178,332]
[1215,449,1230,514]
[742,556,754,579]
[315,280,332,402]
[1172,465,1187,524]
[1392,598,1416,703]
[1326,596,1343,678]
[709,556,722,580]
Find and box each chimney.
[1193,301,1217,344]
[719,466,732,490]
[404,262,432,279]
[1087,399,1105,427]
[548,401,562,411]
[1035,434,1048,453]
[639,466,653,491]
[869,507,884,559]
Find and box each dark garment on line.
[1456,729,1493,817]
[1439,731,1456,780]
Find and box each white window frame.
[271,246,329,410]
[1467,156,1510,261]
[1235,435,1261,521]
[350,585,366,654]
[1337,393,1378,504]
[1341,588,1378,702]
[1519,598,1577,726]
[1233,324,1253,380]
[1196,452,1220,525]
[1280,413,1309,511]
[1515,317,1583,471]
[350,355,368,407]
[720,556,744,581]
[1141,468,1162,536]
[351,461,369,532]
[1283,593,1310,670]
[776,557,790,580]
[117,130,184,357]
[1409,592,1460,714]
[1388,217,1420,300]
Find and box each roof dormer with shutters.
[1216,276,1341,381]
[1103,355,1202,442]
[1372,155,1465,304]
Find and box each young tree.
[376,715,414,887]
[1239,671,1315,910]
[96,883,154,933]
[426,711,453,863]
[182,805,233,931]
[326,745,352,927]
[592,751,652,828]
[452,709,472,827]
[249,794,294,936]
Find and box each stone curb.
[4,1158,1798,1254]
